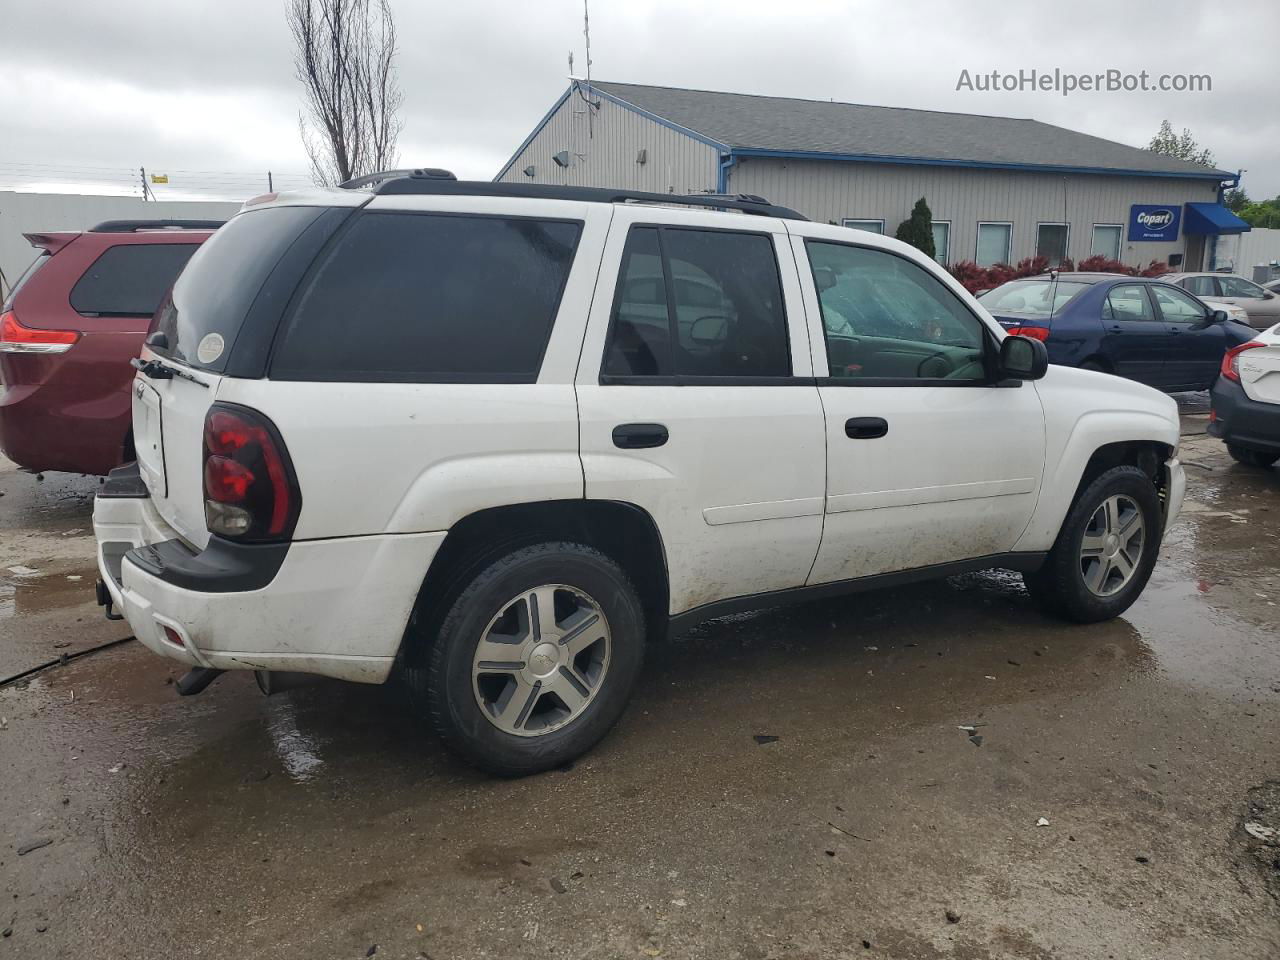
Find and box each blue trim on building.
[493,85,575,182]
[716,154,737,193]
[727,147,1230,182]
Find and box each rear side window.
[602,225,791,379]
[1107,284,1155,322]
[2,252,50,311]
[271,213,582,382]
[69,244,197,316]
[152,206,327,372]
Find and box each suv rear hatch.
[134,202,352,546]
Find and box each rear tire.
[403,542,645,777]
[1023,466,1163,623]
[1227,444,1280,468]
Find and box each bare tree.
[1147,119,1215,167]
[288,0,403,185]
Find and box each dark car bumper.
[1209,376,1280,452]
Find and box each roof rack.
[356,173,805,220]
[90,219,225,233]
[338,168,458,189]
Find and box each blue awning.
[1184,202,1251,236]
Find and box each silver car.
[1165,272,1280,330]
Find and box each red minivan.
[0,220,221,475]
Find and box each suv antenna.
[583,0,595,138]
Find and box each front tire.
[405,542,645,777]
[1024,465,1163,623]
[1227,444,1280,468]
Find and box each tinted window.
[1153,285,1208,323]
[808,241,987,382]
[1219,276,1265,298]
[603,228,670,377]
[153,206,325,371]
[1108,284,1155,322]
[69,244,197,316]
[602,227,791,379]
[1182,276,1217,297]
[272,213,581,382]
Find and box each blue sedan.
[978,272,1257,392]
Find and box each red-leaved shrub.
[950,253,1168,293]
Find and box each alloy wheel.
[1079,494,1145,597]
[471,584,611,737]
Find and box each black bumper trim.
[99,461,149,499]
[124,536,289,593]
[1209,377,1280,452]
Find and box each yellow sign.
[150,174,169,184]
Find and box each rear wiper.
[131,356,209,389]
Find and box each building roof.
[587,81,1235,181]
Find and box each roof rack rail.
[339,168,458,190]
[90,219,225,233]
[362,177,805,220]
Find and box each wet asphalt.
[2,395,1279,960]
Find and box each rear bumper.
[93,469,446,684]
[0,340,135,475]
[1209,376,1280,452]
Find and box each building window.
[1036,223,1069,267]
[930,221,951,264]
[975,222,1012,267]
[842,219,885,234]
[1091,224,1122,261]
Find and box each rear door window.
[601,225,791,380]
[271,212,582,382]
[69,244,198,316]
[1107,284,1156,322]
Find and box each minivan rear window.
[70,244,198,317]
[270,212,582,383]
[2,252,50,311]
[151,206,327,372]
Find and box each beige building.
[497,81,1248,272]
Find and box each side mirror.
[1263,291,1276,301]
[1211,309,1229,324]
[145,330,169,350]
[813,267,837,292]
[689,315,729,345]
[998,334,1048,381]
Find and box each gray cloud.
[3,0,1276,201]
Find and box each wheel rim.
[1079,494,1145,598]
[471,584,611,737]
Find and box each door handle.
[612,423,669,449]
[845,417,888,439]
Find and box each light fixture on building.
[636,149,647,165]
[552,151,571,168]
[522,165,536,178]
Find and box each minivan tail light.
[202,404,300,542]
[1005,325,1050,342]
[1221,340,1265,382]
[0,311,80,354]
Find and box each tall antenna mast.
[583,0,594,138]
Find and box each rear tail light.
[0,310,79,354]
[1005,325,1050,342]
[1221,340,1265,382]
[202,404,301,542]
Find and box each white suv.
[93,172,1186,775]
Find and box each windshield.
[150,205,326,372]
[979,280,1089,317]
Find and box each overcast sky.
[3,0,1277,201]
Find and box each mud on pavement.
[2,432,1279,960]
